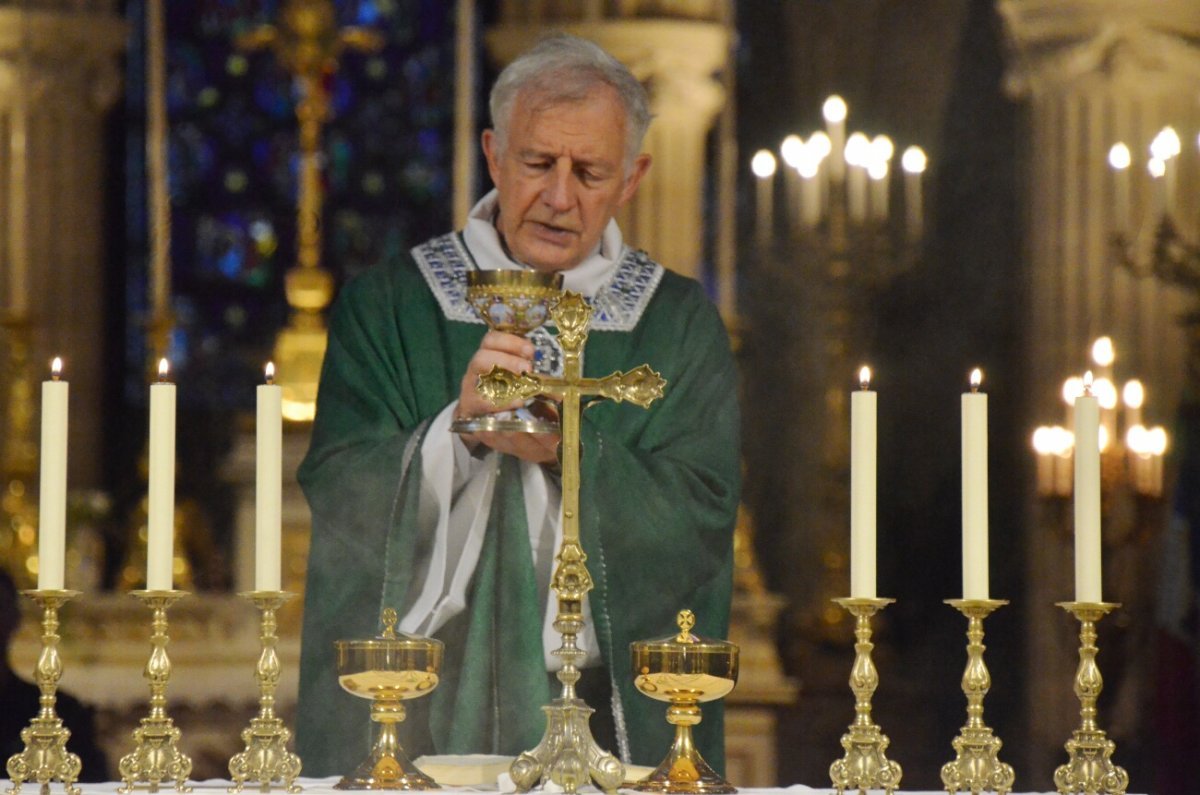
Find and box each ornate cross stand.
[477,291,666,795]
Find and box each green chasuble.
[295,232,740,776]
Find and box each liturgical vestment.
[295,218,740,776]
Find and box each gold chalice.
[630,610,739,794]
[334,609,444,790]
[450,269,563,434]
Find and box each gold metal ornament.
[6,590,83,795]
[228,591,302,793]
[940,599,1014,795]
[1053,602,1128,795]
[829,597,902,795]
[118,590,194,793]
[333,608,443,791]
[451,270,564,434]
[629,610,739,794]
[479,291,666,794]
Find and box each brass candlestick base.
[940,599,1014,795]
[228,591,302,793]
[1053,602,1129,795]
[629,610,739,794]
[118,590,193,793]
[829,597,902,795]
[6,590,83,795]
[334,609,443,790]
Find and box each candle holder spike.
[117,590,193,793]
[940,599,1014,795]
[1053,602,1128,795]
[828,597,902,795]
[6,589,83,795]
[228,591,302,793]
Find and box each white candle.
[147,358,176,591]
[751,150,776,250]
[901,146,926,241]
[1074,375,1102,602]
[1107,143,1131,235]
[38,358,68,590]
[257,363,283,591]
[850,366,877,599]
[962,368,988,600]
[823,95,847,183]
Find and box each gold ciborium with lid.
[334,608,443,790]
[450,269,563,434]
[630,610,739,794]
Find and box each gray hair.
[489,34,652,168]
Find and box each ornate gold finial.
[675,610,696,643]
[381,608,398,639]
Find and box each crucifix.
[476,291,667,795]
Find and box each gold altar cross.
[476,291,666,794]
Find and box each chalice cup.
[450,269,564,434]
[334,609,444,790]
[630,610,739,794]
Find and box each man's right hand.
[456,330,535,419]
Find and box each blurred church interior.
[0,1,1198,792]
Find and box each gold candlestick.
[478,292,666,795]
[829,597,902,795]
[6,589,83,795]
[940,599,1014,795]
[118,590,193,794]
[1053,602,1128,795]
[228,591,302,793]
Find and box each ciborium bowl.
[334,608,444,790]
[630,610,739,794]
[451,269,563,435]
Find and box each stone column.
[0,1,126,487]
[484,11,729,282]
[999,1,1200,785]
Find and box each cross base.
[509,698,623,795]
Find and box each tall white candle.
[962,368,988,600]
[823,95,847,183]
[38,358,68,590]
[1074,375,1102,602]
[147,358,176,591]
[751,150,776,250]
[901,146,926,241]
[257,363,283,591]
[850,366,877,599]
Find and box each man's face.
[482,85,651,272]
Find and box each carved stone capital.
[999,0,1200,97]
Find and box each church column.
[484,12,729,283]
[0,2,126,488]
[999,0,1200,784]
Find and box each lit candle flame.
[1091,336,1114,367]
[1122,379,1144,409]
[51,357,63,380]
[265,361,276,385]
[158,358,170,382]
[1082,370,1094,395]
[969,367,983,391]
[858,366,872,390]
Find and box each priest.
[295,33,740,776]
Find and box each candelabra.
[748,96,926,641]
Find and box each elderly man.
[295,34,739,776]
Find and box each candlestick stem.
[228,591,302,793]
[6,590,83,795]
[940,599,1014,795]
[1053,602,1128,795]
[829,597,902,795]
[118,590,193,793]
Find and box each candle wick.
[266,375,275,386]
[970,385,979,394]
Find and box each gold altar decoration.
[1053,602,1128,795]
[237,0,383,422]
[629,609,739,794]
[1,317,38,589]
[228,591,302,793]
[333,607,443,791]
[118,590,194,794]
[450,270,563,435]
[477,291,666,794]
[828,597,901,795]
[940,599,1014,795]
[6,589,83,795]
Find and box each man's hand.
[457,330,561,465]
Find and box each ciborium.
[334,608,443,791]
[630,610,739,794]
[450,270,563,434]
